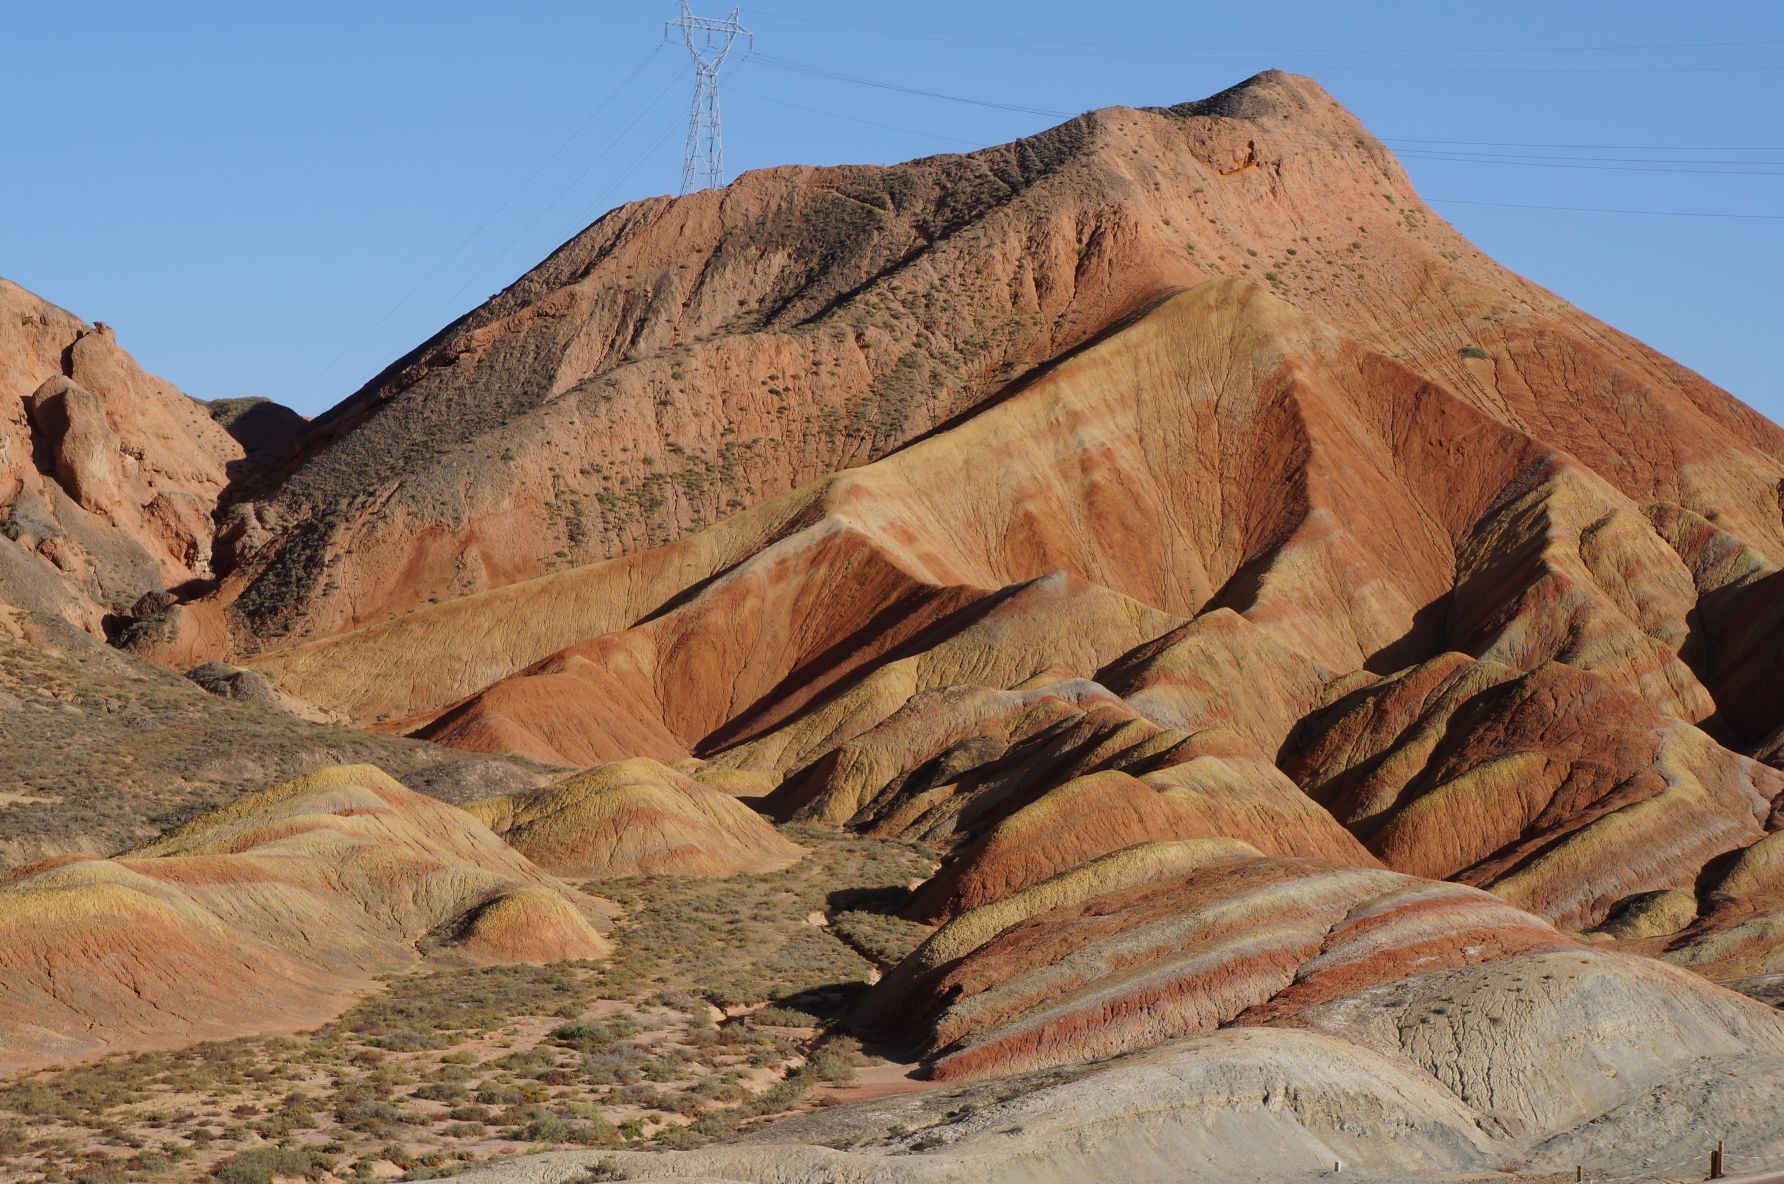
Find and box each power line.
[391,112,687,372]
[736,62,1784,224]
[750,52,1784,177]
[287,46,672,405]
[747,48,1784,203]
[458,72,685,290]
[569,114,689,231]
[729,84,982,146]
[749,8,1784,56]
[1389,147,1784,165]
[1384,136,1784,152]
[751,54,1075,117]
[1429,197,1784,220]
[749,51,1784,154]
[745,51,1784,143]
[380,75,687,372]
[742,8,1784,65]
[291,19,1784,411]
[1401,151,1784,177]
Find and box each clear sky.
[6,2,1781,422]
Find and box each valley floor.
[0,828,932,1183]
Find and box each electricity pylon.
[667,2,752,194]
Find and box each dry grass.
[0,826,934,1182]
[0,636,542,871]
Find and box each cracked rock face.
[26,376,125,515]
[1,280,280,636]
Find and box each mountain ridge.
[5,68,1784,1183]
[125,68,1784,664]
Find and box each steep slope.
[0,765,611,1070]
[249,279,1548,726]
[442,1016,1784,1184]
[226,264,1784,975]
[139,69,1784,658]
[0,617,549,871]
[0,280,280,636]
[1283,653,1784,929]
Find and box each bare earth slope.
[137,69,1782,659]
[158,85,1784,1041]
[0,765,612,1071]
[464,757,804,878]
[240,275,1784,981]
[11,69,1784,1184]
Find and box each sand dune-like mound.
[465,757,803,879]
[902,741,1376,922]
[257,270,1781,796]
[11,66,1784,1183]
[1609,829,1784,979]
[454,1019,1784,1183]
[0,765,610,1069]
[870,849,1566,1080]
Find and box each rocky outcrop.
[439,1016,1784,1182]
[8,69,1784,1182]
[232,278,1784,962]
[0,279,300,637]
[185,659,339,722]
[860,844,1784,1147]
[222,264,1784,983]
[26,376,127,514]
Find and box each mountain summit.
[125,71,1779,665]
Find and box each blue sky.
[5,2,1781,421]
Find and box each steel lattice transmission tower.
[667,2,752,194]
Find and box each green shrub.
[211,1145,336,1183]
[804,1036,864,1084]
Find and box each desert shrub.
[579,1046,650,1084]
[588,827,934,1010]
[747,1004,820,1027]
[411,1081,466,1103]
[828,910,932,967]
[804,1036,865,1084]
[211,1146,336,1183]
[510,1106,617,1146]
[548,1018,639,1052]
[334,1098,411,1136]
[474,1083,524,1106]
